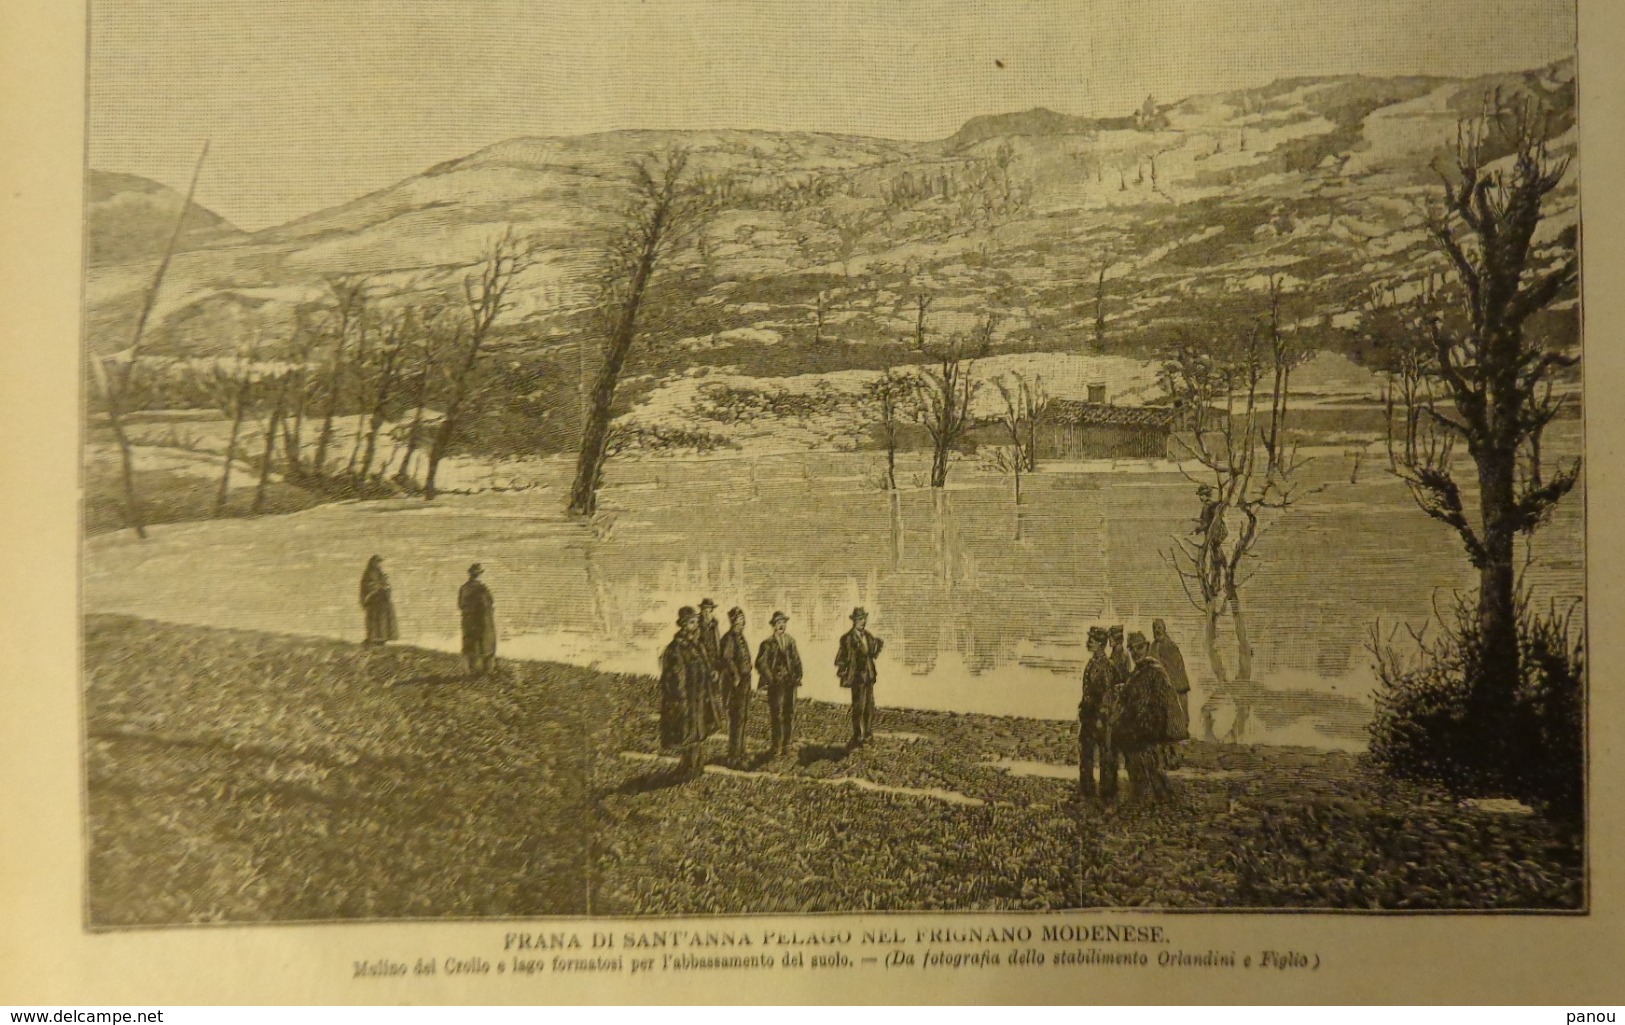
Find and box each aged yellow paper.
[3,0,1624,1005]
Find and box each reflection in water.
[84,442,1583,753]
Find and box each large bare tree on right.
[1396,92,1579,739]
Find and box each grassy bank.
[84,456,324,537]
[84,616,1583,924]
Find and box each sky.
[87,0,1577,230]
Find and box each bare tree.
[424,228,534,500]
[909,305,992,489]
[358,307,408,480]
[1389,91,1580,727]
[94,141,210,538]
[310,276,368,478]
[390,302,452,486]
[203,343,260,516]
[568,148,710,516]
[1360,278,1442,472]
[253,363,296,514]
[990,372,1047,510]
[278,313,321,478]
[1164,299,1315,717]
[860,366,910,491]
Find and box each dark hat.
[728,606,745,619]
[699,597,717,610]
[1087,626,1109,642]
[1108,624,1124,637]
[850,607,868,620]
[677,605,698,624]
[468,563,484,576]
[770,610,789,625]
[1127,630,1150,648]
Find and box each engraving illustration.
[82,1,1583,923]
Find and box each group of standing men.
[1078,619,1191,806]
[658,601,885,775]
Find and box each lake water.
[84,426,1584,751]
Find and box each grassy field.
[84,615,1584,925]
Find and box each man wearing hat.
[718,607,753,763]
[1078,625,1125,804]
[1113,631,1181,803]
[697,598,724,736]
[458,563,497,677]
[754,611,803,757]
[835,607,886,747]
[660,606,709,775]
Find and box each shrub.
[1368,592,1585,824]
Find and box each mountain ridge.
[84,58,1577,400]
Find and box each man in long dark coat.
[458,563,497,677]
[835,607,885,747]
[755,611,803,758]
[1078,625,1125,804]
[1151,619,1191,723]
[359,555,398,645]
[718,606,753,764]
[697,597,723,736]
[1151,618,1191,768]
[659,606,709,775]
[1113,631,1181,803]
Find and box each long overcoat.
[1111,656,1185,752]
[458,579,497,657]
[659,632,708,748]
[360,565,399,643]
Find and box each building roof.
[1043,400,1179,428]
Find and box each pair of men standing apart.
[358,556,497,680]
[758,605,885,751]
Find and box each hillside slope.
[83,60,1577,403]
[87,170,244,268]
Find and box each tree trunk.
[282,367,308,476]
[312,333,348,478]
[888,490,903,570]
[103,142,207,540]
[103,398,147,539]
[253,374,291,513]
[425,338,489,500]
[568,240,660,517]
[885,426,897,492]
[346,319,372,475]
[1474,444,1521,739]
[360,345,399,480]
[214,388,250,516]
[1226,584,1254,685]
[394,358,434,486]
